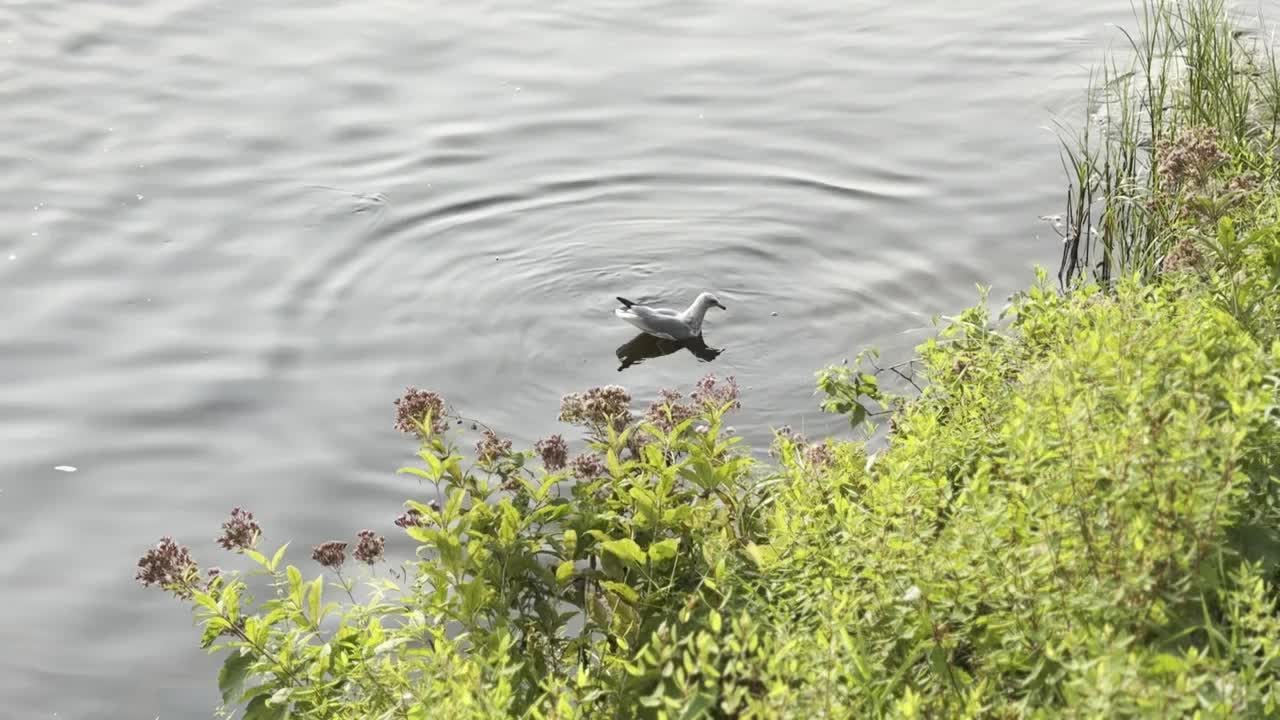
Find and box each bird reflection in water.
[615,332,723,372]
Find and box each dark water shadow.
[615,332,723,372]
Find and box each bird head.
[699,292,726,311]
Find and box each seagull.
[614,292,726,341]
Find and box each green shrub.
[758,274,1280,717]
[137,268,1280,718]
[139,378,779,719]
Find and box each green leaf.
[648,538,681,563]
[422,451,444,479]
[443,454,464,482]
[643,442,666,468]
[244,549,269,569]
[307,577,323,625]
[200,617,230,649]
[556,560,576,584]
[1150,653,1187,675]
[602,538,647,568]
[243,693,290,720]
[373,637,412,656]
[460,579,487,617]
[404,525,434,544]
[223,581,241,621]
[396,466,434,480]
[744,542,777,569]
[535,473,558,501]
[678,692,716,720]
[314,643,332,675]
[191,589,219,613]
[406,500,438,518]
[630,488,659,528]
[532,502,572,523]
[444,488,466,519]
[286,566,303,603]
[269,687,292,706]
[497,502,520,546]
[219,651,254,704]
[678,456,718,490]
[562,529,578,557]
[601,580,640,603]
[269,543,290,572]
[434,530,463,571]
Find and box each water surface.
[0,0,1163,715]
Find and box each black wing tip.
[616,296,636,308]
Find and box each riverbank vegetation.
[138,1,1280,717]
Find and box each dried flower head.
[1157,126,1228,188]
[559,385,633,431]
[1161,236,1204,274]
[312,541,347,570]
[136,537,200,598]
[534,434,569,471]
[353,530,386,565]
[769,425,806,458]
[1226,172,1258,195]
[775,424,799,440]
[216,507,261,552]
[691,374,741,411]
[645,388,699,434]
[570,453,606,480]
[395,508,425,528]
[394,387,448,436]
[769,427,835,468]
[804,442,836,469]
[475,428,513,464]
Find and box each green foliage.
[816,350,888,429]
[158,392,781,719]
[808,274,1280,716]
[153,258,1280,717]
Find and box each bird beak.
[714,301,726,310]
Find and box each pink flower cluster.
[1157,126,1228,188]
[535,434,569,471]
[772,426,837,470]
[394,387,448,436]
[136,537,199,598]
[216,507,261,552]
[475,428,513,464]
[644,374,742,433]
[559,385,633,431]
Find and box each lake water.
[0,0,1169,715]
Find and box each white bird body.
[614,292,726,340]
